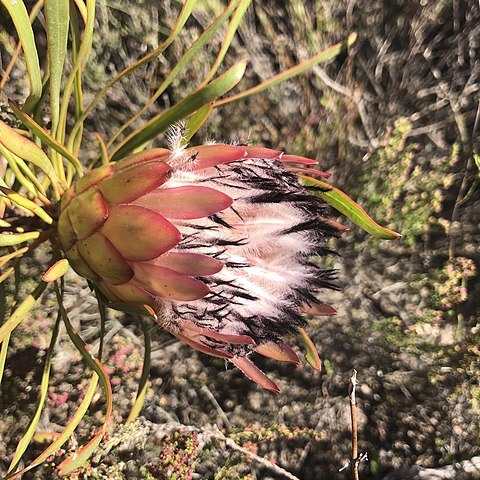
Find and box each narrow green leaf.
[45,0,70,135]
[70,6,83,121]
[0,187,53,224]
[97,292,107,360]
[0,232,40,247]
[0,134,56,206]
[0,120,63,194]
[4,283,104,479]
[473,152,480,172]
[105,0,240,152]
[59,433,104,475]
[111,60,247,160]
[200,0,252,86]
[0,145,38,197]
[7,316,61,473]
[215,33,358,107]
[0,0,43,91]
[12,154,48,198]
[68,3,85,163]
[72,0,87,23]
[301,175,401,240]
[0,247,29,268]
[55,284,113,475]
[0,267,14,284]
[9,103,83,178]
[126,318,151,423]
[0,280,47,344]
[182,104,213,146]
[0,0,42,113]
[5,375,99,480]
[68,0,199,147]
[54,0,96,149]
[0,333,10,385]
[95,133,109,166]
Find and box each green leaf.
[0,267,14,284]
[0,247,29,268]
[11,154,48,198]
[58,433,103,475]
[9,102,83,178]
[182,104,214,146]
[5,375,99,480]
[95,133,109,166]
[301,175,401,240]
[67,3,85,162]
[474,152,480,172]
[0,281,7,382]
[0,145,39,197]
[111,60,247,160]
[215,32,357,107]
[0,119,63,195]
[45,0,70,135]
[0,140,48,201]
[105,0,240,152]
[200,0,252,86]
[0,232,40,247]
[0,187,53,224]
[0,281,47,344]
[3,284,106,479]
[0,0,43,91]
[55,284,113,475]
[72,0,87,22]
[0,0,42,113]
[7,317,61,474]
[0,333,9,385]
[68,0,199,147]
[54,0,96,152]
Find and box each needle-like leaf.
[0,0,42,113]
[214,33,357,107]
[0,187,53,224]
[45,0,70,135]
[68,0,199,149]
[55,284,113,475]
[0,280,47,344]
[111,61,247,160]
[0,120,63,196]
[182,104,214,146]
[301,175,401,240]
[0,0,43,90]
[9,103,83,179]
[105,0,241,153]
[7,316,61,473]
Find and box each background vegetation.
[0,0,479,478]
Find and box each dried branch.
[340,370,368,479]
[350,369,360,480]
[201,385,232,431]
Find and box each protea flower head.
[57,144,344,392]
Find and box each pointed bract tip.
[231,357,280,394]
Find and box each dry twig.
[340,369,368,479]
